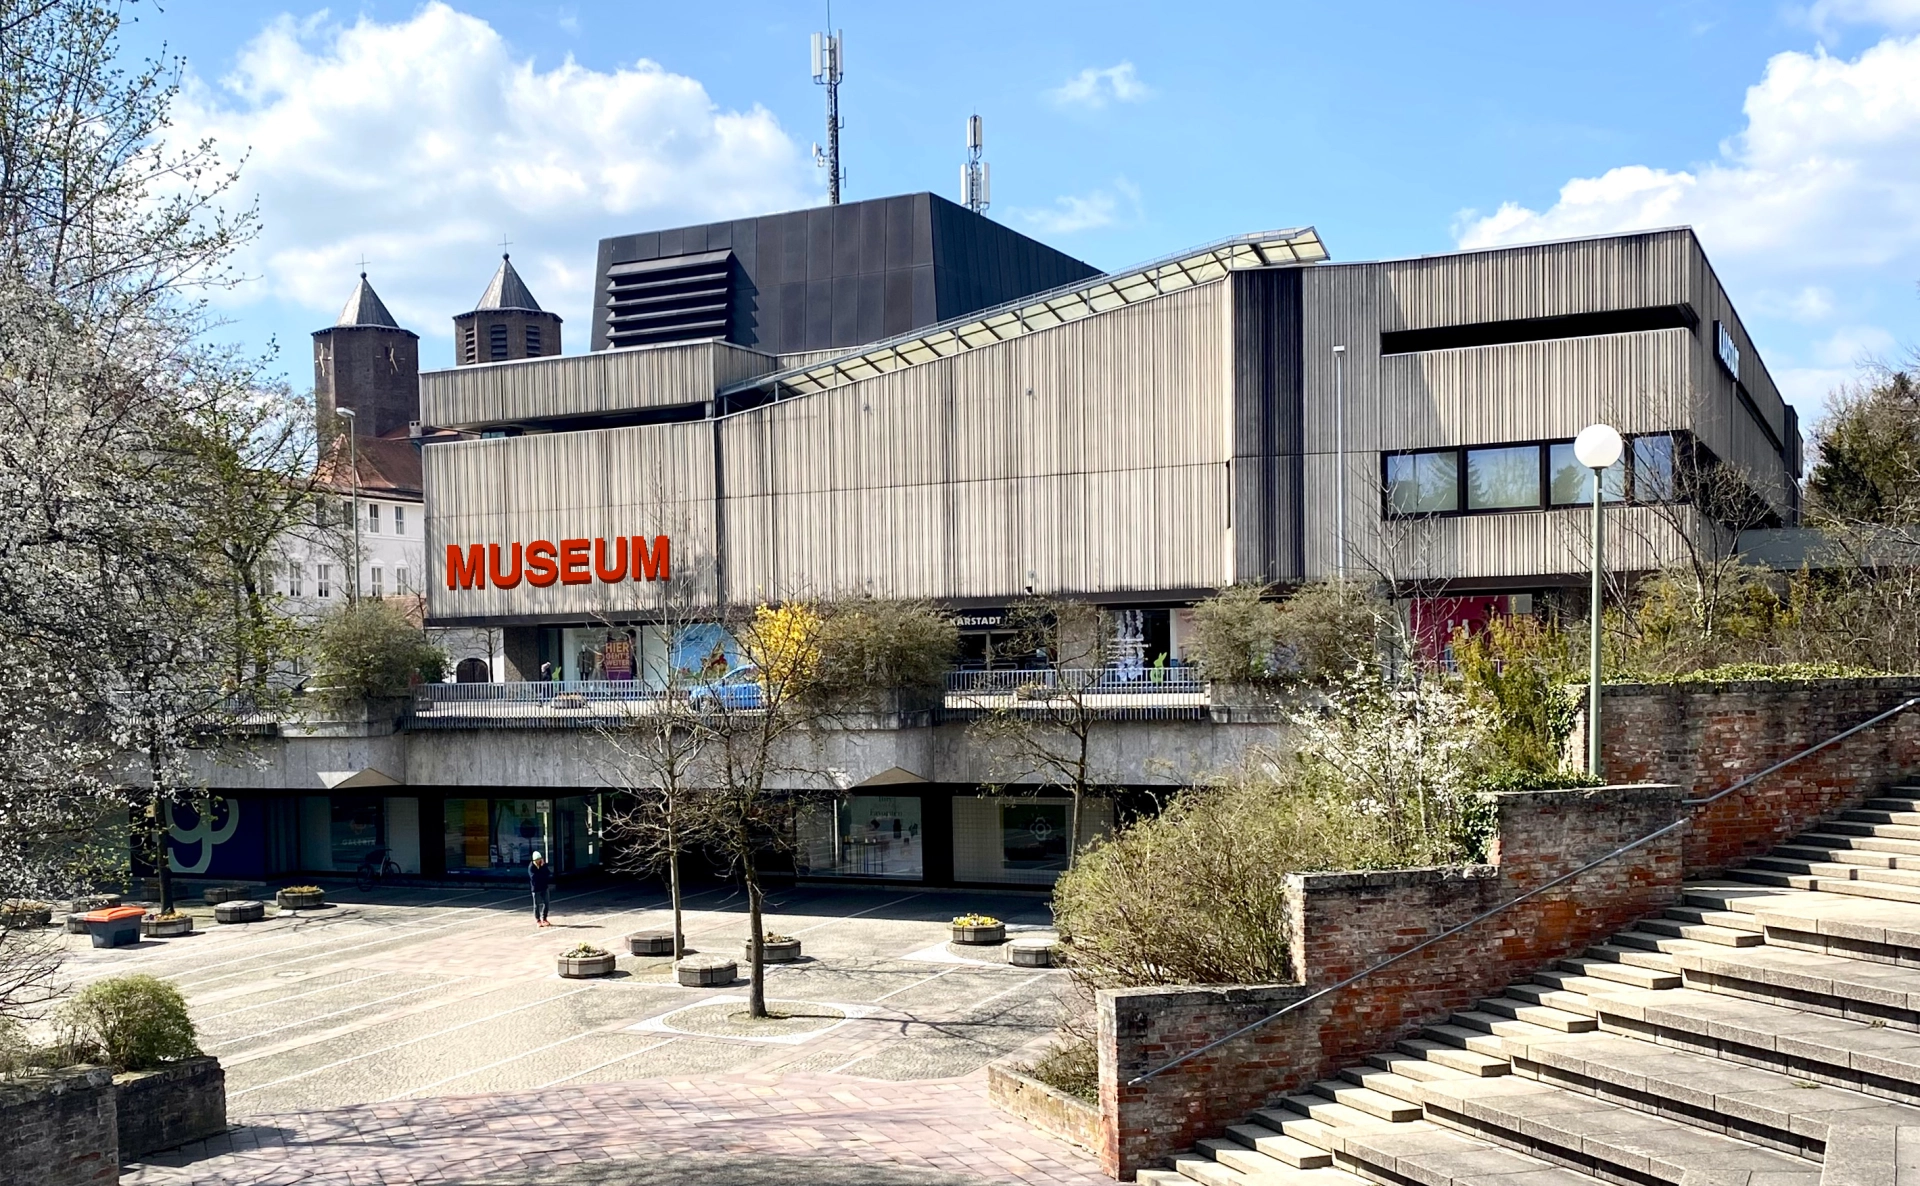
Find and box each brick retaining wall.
[987,1059,1102,1155]
[0,1066,117,1186]
[1098,784,1683,1178]
[117,1056,226,1161]
[1599,677,1920,872]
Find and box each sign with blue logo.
[1715,320,1740,382]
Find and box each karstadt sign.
[445,535,670,590]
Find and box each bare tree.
[593,586,718,962]
[683,604,836,1020]
[966,597,1115,873]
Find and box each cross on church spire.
[498,234,512,258]
[355,253,370,278]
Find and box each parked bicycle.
[354,847,402,890]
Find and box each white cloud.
[171,3,811,345]
[1812,323,1899,365]
[1048,62,1151,110]
[1806,0,1920,35]
[1010,179,1143,235]
[1454,35,1920,421]
[1775,365,1860,407]
[1457,36,1920,266]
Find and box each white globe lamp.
[1574,423,1623,471]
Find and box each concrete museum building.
[177,192,1801,891]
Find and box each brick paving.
[123,1070,1110,1185]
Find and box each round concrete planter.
[676,954,738,987]
[1008,937,1056,968]
[275,889,325,910]
[213,900,265,924]
[143,915,193,938]
[627,930,676,956]
[746,937,802,963]
[64,912,89,934]
[202,886,251,905]
[951,922,1005,946]
[1,907,51,929]
[557,952,617,978]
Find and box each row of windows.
[266,563,411,599]
[1384,432,1679,517]
[312,500,408,536]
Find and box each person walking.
[530,851,553,927]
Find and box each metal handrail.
[1125,694,1920,1087]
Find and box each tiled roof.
[315,434,423,499]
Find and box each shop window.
[1385,450,1458,514]
[1466,445,1542,511]
[797,796,923,880]
[331,796,384,870]
[1002,802,1069,872]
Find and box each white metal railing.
[941,667,1209,720]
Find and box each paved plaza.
[49,880,1105,1184]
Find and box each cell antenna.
[961,113,990,214]
[810,25,845,204]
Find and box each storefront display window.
[330,795,384,869]
[796,795,923,880]
[1001,802,1069,871]
[441,796,603,875]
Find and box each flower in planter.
[759,932,795,944]
[952,914,1001,927]
[561,943,610,959]
[280,885,323,895]
[4,899,51,912]
[150,911,188,922]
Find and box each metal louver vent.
[606,249,734,348]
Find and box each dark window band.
[1380,305,1698,355]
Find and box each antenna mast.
[961,113,990,214]
[810,26,845,204]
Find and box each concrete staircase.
[1139,789,1920,1186]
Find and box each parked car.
[689,665,766,710]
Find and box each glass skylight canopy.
[717,227,1328,401]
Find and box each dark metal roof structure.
[335,274,401,328]
[471,254,543,312]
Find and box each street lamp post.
[334,407,360,603]
[1574,423,1624,778]
[1332,343,1347,580]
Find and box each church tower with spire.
[313,272,421,439]
[452,254,562,366]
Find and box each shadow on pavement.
[457,1151,1001,1186]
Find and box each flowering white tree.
[0,0,277,997]
[1289,673,1500,865]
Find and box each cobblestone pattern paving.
[123,1070,1110,1186]
[54,882,1091,1183]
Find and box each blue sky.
[130,1,1920,417]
